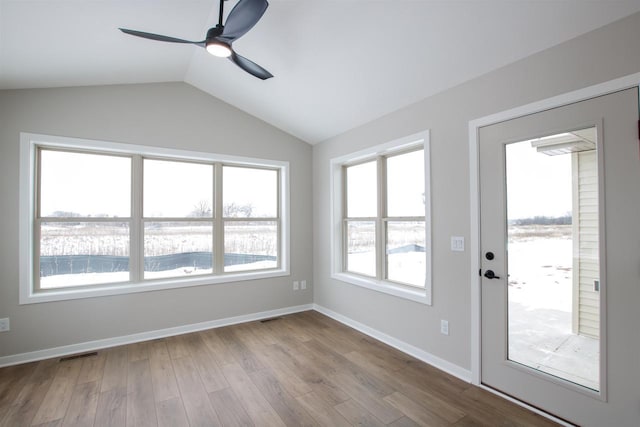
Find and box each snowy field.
[39,223,277,288]
[41,259,277,289]
[507,225,599,391]
[508,225,573,313]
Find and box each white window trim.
[19,133,290,304]
[329,130,432,305]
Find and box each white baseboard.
[313,303,472,382]
[0,304,313,368]
[2,302,471,384]
[314,304,574,425]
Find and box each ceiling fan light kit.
[119,0,272,79]
[206,40,232,58]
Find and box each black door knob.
[485,252,495,260]
[484,270,501,279]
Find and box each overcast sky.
[40,151,277,218]
[506,139,573,220]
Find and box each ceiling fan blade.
[229,51,273,80]
[221,0,269,41]
[119,28,205,47]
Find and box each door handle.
[483,270,501,280]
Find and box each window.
[222,166,279,272]
[38,150,132,289]
[20,133,289,303]
[331,131,431,304]
[143,159,214,280]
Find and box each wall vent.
[59,351,98,362]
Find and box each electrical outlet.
[293,281,299,291]
[0,318,9,332]
[440,319,449,336]
[301,280,307,290]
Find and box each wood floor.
[0,310,558,426]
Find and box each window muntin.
[29,139,285,298]
[343,147,427,289]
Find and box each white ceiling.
[2,1,640,144]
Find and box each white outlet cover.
[301,280,307,290]
[293,281,299,290]
[0,318,9,332]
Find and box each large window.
[331,131,431,304]
[20,133,289,303]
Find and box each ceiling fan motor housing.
[206,25,225,41]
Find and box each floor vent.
[59,351,98,362]
[260,317,282,323]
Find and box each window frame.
[19,133,290,304]
[330,130,432,305]
[35,147,134,291]
[141,156,215,281]
[220,164,282,274]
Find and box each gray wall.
[313,12,640,374]
[0,82,313,357]
[2,9,640,425]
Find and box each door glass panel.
[505,127,599,391]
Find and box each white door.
[479,87,639,425]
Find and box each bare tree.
[223,202,254,218]
[189,200,212,217]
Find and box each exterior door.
[479,87,639,426]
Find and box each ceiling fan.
[119,0,273,80]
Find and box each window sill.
[332,272,431,305]
[20,269,289,305]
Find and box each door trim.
[468,72,640,386]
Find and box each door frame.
[468,73,640,399]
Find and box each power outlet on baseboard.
[0,318,9,332]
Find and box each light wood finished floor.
[0,311,559,426]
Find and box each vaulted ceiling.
[2,1,639,143]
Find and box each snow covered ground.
[507,227,599,391]
[40,259,277,289]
